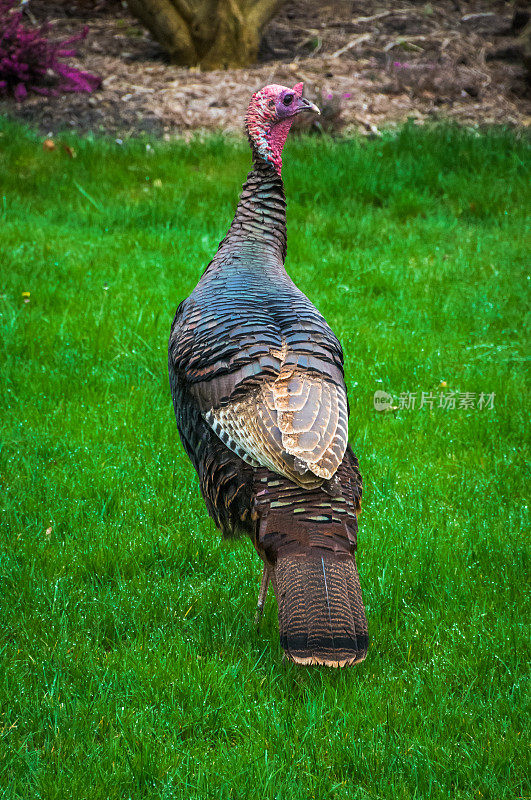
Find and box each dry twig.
[331,33,371,59]
[461,12,496,23]
[350,9,414,25]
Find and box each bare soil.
[1,0,529,137]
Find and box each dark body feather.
[169,155,368,666]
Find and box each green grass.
[0,118,529,800]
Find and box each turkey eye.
[283,94,294,106]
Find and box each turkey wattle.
[168,83,368,667]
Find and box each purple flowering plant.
[0,0,100,100]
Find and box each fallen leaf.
[43,139,55,151]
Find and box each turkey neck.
[218,155,287,264]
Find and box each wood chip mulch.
[1,0,529,138]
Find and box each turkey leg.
[255,564,270,628]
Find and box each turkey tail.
[274,550,368,667]
[252,446,367,667]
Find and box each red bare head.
[245,83,320,175]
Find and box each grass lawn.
[0,118,529,799]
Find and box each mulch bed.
[1,0,529,137]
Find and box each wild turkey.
[168,83,368,667]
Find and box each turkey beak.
[297,97,321,115]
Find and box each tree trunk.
[126,0,284,69]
